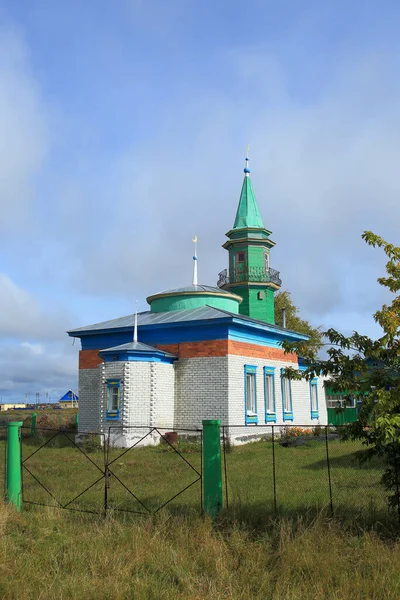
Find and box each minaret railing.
[217,267,281,287]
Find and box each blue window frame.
[106,379,121,420]
[310,378,319,419]
[264,366,276,423]
[281,368,293,421]
[244,365,258,424]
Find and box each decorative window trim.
[281,368,293,421]
[106,379,121,420]
[264,366,276,423]
[244,365,258,425]
[310,377,319,419]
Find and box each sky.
[0,0,399,403]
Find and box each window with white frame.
[264,252,270,271]
[106,380,121,419]
[245,366,257,424]
[281,369,293,420]
[310,378,318,418]
[264,366,276,422]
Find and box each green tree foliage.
[274,290,323,352]
[282,231,400,508]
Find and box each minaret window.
[264,253,270,272]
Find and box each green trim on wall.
[148,291,242,313]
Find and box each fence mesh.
[21,427,106,514]
[2,421,398,527]
[221,425,392,526]
[106,427,202,515]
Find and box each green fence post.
[31,412,37,437]
[75,412,79,431]
[202,419,223,517]
[6,421,23,511]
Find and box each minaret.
[217,150,281,324]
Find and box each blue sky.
[0,0,399,402]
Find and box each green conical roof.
[233,175,264,229]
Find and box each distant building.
[58,390,79,409]
[0,403,27,411]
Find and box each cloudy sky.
[0,0,399,402]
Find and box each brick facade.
[156,340,297,362]
[79,349,103,369]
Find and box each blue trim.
[102,351,175,363]
[106,379,121,420]
[263,366,276,423]
[71,314,309,350]
[310,377,319,420]
[244,365,258,425]
[281,368,293,421]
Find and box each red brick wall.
[156,340,298,363]
[79,349,104,369]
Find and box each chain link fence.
[222,424,393,526]
[2,421,399,528]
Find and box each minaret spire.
[244,144,250,177]
[192,235,198,286]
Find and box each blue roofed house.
[68,157,328,446]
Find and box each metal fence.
[1,422,398,527]
[221,425,394,526]
[19,426,202,516]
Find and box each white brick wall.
[227,353,328,431]
[78,368,101,432]
[174,356,229,429]
[78,352,328,446]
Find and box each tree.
[282,231,400,508]
[274,290,323,352]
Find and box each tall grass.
[1,504,400,599]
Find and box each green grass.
[1,506,400,599]
[2,434,400,598]
[0,432,394,529]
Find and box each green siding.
[327,407,358,426]
[230,286,275,324]
[150,293,240,313]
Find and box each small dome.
[147,283,242,314]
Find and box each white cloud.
[0,26,49,231]
[0,273,73,340]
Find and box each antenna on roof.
[192,235,198,286]
[133,301,138,343]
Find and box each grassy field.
[0,430,394,529]
[1,506,400,599]
[1,432,400,599]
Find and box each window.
[244,365,258,424]
[237,252,246,263]
[264,367,276,422]
[106,380,121,420]
[264,252,270,271]
[281,369,293,421]
[310,378,319,419]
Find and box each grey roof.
[149,284,233,296]
[67,305,308,340]
[99,341,176,357]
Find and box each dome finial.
[192,235,198,286]
[244,144,250,176]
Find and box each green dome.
[146,284,242,314]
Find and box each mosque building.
[68,156,327,446]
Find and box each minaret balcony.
[217,267,282,288]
